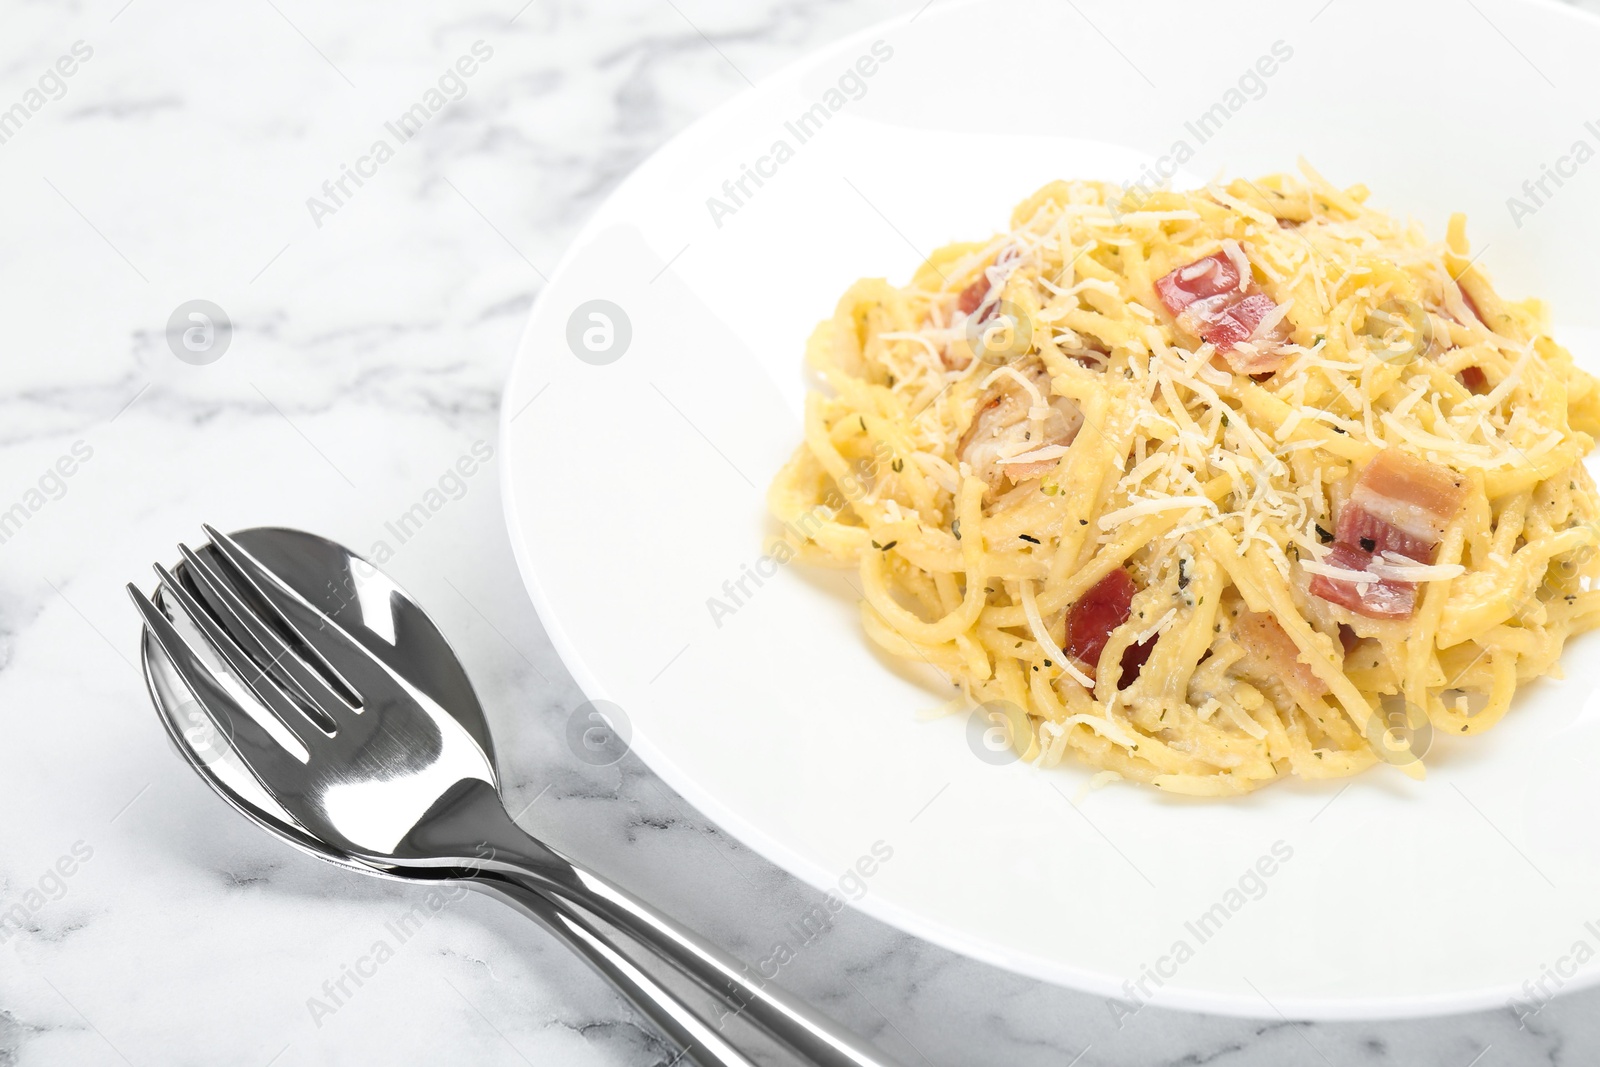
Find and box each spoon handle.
[494,861,901,1067]
[420,780,902,1067]
[472,872,759,1067]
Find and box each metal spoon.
[138,527,755,1066]
[132,527,897,1067]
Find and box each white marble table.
[3,1,1598,1063]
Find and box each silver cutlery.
[129,526,899,1067]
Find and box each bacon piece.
[1309,450,1465,619]
[1065,568,1135,674]
[944,279,992,369]
[1337,623,1360,656]
[1154,252,1241,316]
[1334,506,1437,564]
[946,255,1014,369]
[1154,250,1291,373]
[957,362,1081,491]
[1118,635,1157,686]
[1232,610,1330,697]
[1062,568,1156,687]
[1179,293,1286,369]
[1220,293,1279,341]
[1341,449,1467,564]
[956,247,1020,321]
[1308,543,1416,619]
[1433,286,1490,387]
[957,276,990,317]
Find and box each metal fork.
[127,526,897,1067]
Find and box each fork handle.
[398,779,900,1067]
[471,872,758,1067]
[529,865,897,1067]
[421,782,901,1067]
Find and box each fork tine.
[127,582,311,791]
[153,561,323,748]
[202,524,413,701]
[201,524,369,682]
[179,543,354,725]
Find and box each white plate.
[501,0,1600,1017]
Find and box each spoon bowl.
[142,527,458,878]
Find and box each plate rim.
[499,0,1600,1019]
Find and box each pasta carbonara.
[767,164,1600,795]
